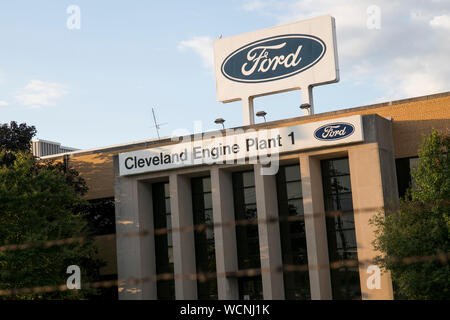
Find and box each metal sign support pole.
[242,97,255,126]
[301,85,315,116]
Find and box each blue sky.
[1,0,449,149]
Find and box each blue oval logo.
[221,34,326,83]
[314,123,355,141]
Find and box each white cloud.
[240,0,450,100]
[380,55,450,98]
[430,14,450,29]
[15,80,68,108]
[395,72,446,97]
[410,10,431,23]
[0,100,8,106]
[178,36,214,69]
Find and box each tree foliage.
[371,130,450,299]
[0,122,37,167]
[0,121,36,153]
[0,122,104,299]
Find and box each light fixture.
[214,118,225,130]
[256,111,267,123]
[300,103,311,110]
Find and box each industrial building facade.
[41,92,450,300]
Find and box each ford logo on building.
[314,123,355,141]
[221,34,326,83]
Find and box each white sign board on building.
[213,15,339,122]
[118,115,363,176]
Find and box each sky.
[0,0,449,150]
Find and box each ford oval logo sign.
[314,123,355,141]
[221,34,326,83]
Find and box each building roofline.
[39,90,450,160]
[32,138,62,145]
[246,91,450,129]
[38,136,172,159]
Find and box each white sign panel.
[213,15,339,103]
[118,116,363,176]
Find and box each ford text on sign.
[214,15,339,103]
[221,35,326,83]
[118,116,363,176]
[314,123,355,141]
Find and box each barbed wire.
[0,207,382,252]
[0,252,448,297]
[1,205,448,298]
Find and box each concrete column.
[299,155,332,300]
[210,167,239,299]
[254,165,285,300]
[114,167,157,299]
[169,173,197,299]
[348,144,394,300]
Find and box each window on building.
[152,182,175,300]
[321,158,361,300]
[395,156,419,198]
[191,176,218,300]
[232,170,263,300]
[276,164,310,300]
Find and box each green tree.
[372,130,450,299]
[0,122,104,299]
[0,121,87,195]
[0,152,103,299]
[0,121,36,167]
[0,121,36,153]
